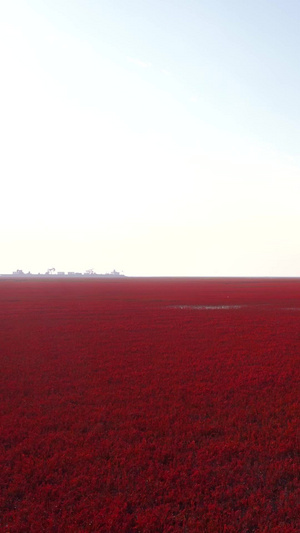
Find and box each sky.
[1,0,300,276]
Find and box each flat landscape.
[1,278,299,532]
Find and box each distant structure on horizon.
[4,269,125,278]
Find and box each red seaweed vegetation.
[0,277,299,532]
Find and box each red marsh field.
[0,278,299,532]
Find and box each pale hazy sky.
[1,0,300,276]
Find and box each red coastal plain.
[1,278,299,532]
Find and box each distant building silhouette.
[8,268,125,278]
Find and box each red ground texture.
[0,278,299,532]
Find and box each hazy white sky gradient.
[1,0,300,276]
